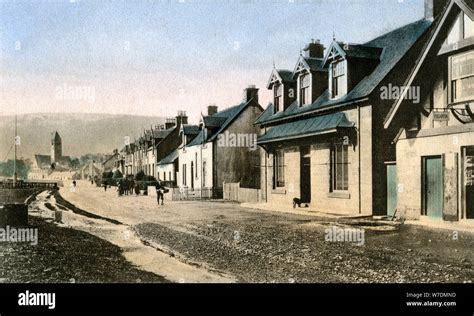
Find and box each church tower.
[51,131,62,164]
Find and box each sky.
[0,0,425,123]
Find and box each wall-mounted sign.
[433,111,450,122]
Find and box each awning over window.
[257,112,354,145]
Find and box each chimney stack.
[175,111,188,127]
[165,118,176,129]
[243,85,259,104]
[303,39,325,58]
[207,105,218,116]
[424,0,449,20]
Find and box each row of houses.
[112,86,263,198]
[112,0,473,222]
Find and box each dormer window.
[274,84,283,113]
[268,68,296,113]
[299,73,311,106]
[331,60,347,99]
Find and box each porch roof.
[257,112,354,145]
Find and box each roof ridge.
[365,18,428,45]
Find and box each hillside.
[0,113,166,160]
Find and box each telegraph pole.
[13,115,17,187]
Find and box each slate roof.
[267,69,296,89]
[257,112,354,144]
[153,128,173,139]
[187,100,252,147]
[303,57,325,72]
[256,19,433,125]
[337,43,384,60]
[203,116,228,128]
[292,56,326,78]
[34,155,71,169]
[181,124,200,136]
[34,155,51,169]
[157,149,179,165]
[278,70,295,82]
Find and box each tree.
[113,169,123,179]
[70,158,80,169]
[135,170,145,181]
[0,159,31,179]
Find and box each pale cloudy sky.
[0,0,424,123]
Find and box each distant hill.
[0,113,166,160]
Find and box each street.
[38,181,474,283]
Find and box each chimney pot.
[243,85,259,104]
[165,118,176,130]
[175,111,188,127]
[303,40,325,58]
[207,105,218,116]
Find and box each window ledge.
[327,191,350,199]
[272,188,286,195]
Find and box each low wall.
[223,183,262,203]
[0,203,28,227]
[0,188,39,205]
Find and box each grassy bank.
[0,216,168,283]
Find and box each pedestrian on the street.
[103,179,107,192]
[117,180,123,196]
[156,183,165,206]
[73,180,77,187]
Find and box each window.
[331,143,349,191]
[169,171,172,181]
[299,74,311,106]
[202,160,207,187]
[195,153,198,179]
[451,51,474,103]
[164,172,166,181]
[331,60,347,98]
[273,150,285,188]
[274,84,283,112]
[182,164,187,186]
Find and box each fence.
[0,180,61,189]
[223,182,262,203]
[164,187,223,201]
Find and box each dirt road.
[56,181,474,283]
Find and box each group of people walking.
[93,177,167,206]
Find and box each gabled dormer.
[292,40,328,107]
[324,41,382,99]
[267,68,296,113]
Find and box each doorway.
[300,146,311,204]
[422,156,443,219]
[190,162,194,190]
[463,146,474,219]
[386,163,397,217]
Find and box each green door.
[386,164,397,217]
[424,157,443,219]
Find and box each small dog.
[293,198,309,208]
